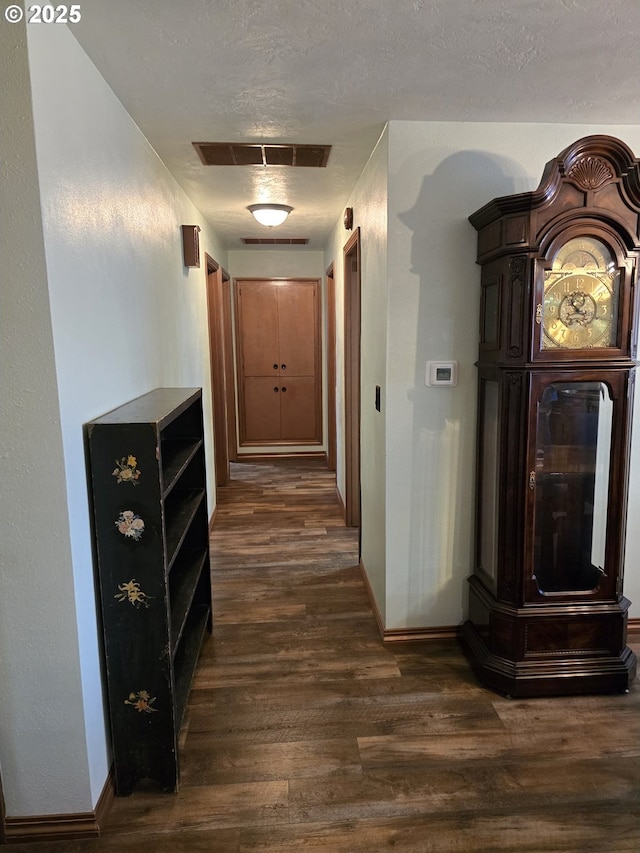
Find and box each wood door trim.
[0,762,5,844]
[206,254,230,487]
[344,228,361,528]
[221,267,238,462]
[326,263,337,471]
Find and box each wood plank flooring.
[5,458,640,852]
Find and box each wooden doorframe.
[326,263,337,472]
[205,254,236,487]
[0,766,5,844]
[343,228,361,528]
[221,268,238,463]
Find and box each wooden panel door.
[243,377,282,442]
[236,279,321,446]
[280,377,318,441]
[278,283,317,376]
[238,281,280,377]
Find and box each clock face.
[541,236,619,350]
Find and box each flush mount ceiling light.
[247,203,293,227]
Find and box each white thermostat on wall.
[425,361,458,387]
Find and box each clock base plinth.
[462,621,636,698]
[462,580,637,698]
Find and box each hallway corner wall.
[384,120,640,630]
[0,18,93,818]
[324,126,389,626]
[0,21,228,820]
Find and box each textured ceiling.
[71,0,640,249]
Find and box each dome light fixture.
[247,203,293,227]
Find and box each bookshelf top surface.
[88,388,201,428]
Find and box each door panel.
[238,282,280,376]
[243,377,282,442]
[278,282,318,376]
[280,377,318,440]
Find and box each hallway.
[6,458,639,852]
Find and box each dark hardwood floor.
[5,458,640,851]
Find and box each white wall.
[228,249,325,281]
[324,128,389,621]
[385,121,640,629]
[0,17,91,817]
[0,21,227,818]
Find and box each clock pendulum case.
[463,135,640,697]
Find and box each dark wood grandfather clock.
[463,135,640,697]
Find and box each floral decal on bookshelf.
[115,510,145,541]
[115,579,151,608]
[124,690,158,713]
[112,455,141,485]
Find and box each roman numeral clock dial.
[541,237,619,350]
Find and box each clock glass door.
[530,379,613,596]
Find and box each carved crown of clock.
[470,135,640,362]
[565,155,614,191]
[556,135,640,195]
[534,137,640,356]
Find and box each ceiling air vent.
[241,238,309,245]
[193,143,330,168]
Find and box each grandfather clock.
[463,136,640,697]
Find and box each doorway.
[206,255,237,488]
[343,228,361,529]
[0,766,5,843]
[326,263,337,472]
